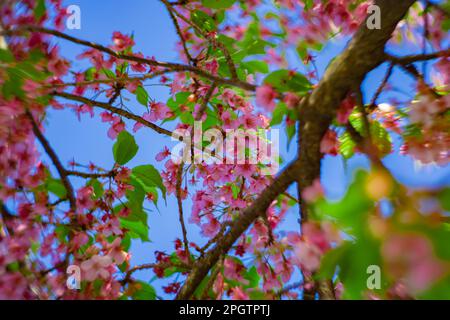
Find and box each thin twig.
[161,0,238,79]
[3,26,255,91]
[176,163,190,260]
[385,49,450,65]
[369,63,394,111]
[26,110,76,211]
[52,92,173,136]
[66,170,115,179]
[195,82,217,121]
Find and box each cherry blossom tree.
[0,0,449,300]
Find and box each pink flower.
[221,110,238,129]
[302,222,339,251]
[293,241,322,272]
[102,218,123,237]
[107,238,127,265]
[156,146,171,162]
[201,218,220,237]
[129,53,147,72]
[409,95,445,128]
[111,31,135,51]
[283,92,301,108]
[48,47,69,77]
[205,59,219,75]
[336,96,355,124]
[126,81,140,93]
[81,255,113,281]
[72,232,89,250]
[76,186,94,210]
[231,287,249,300]
[149,102,170,121]
[301,179,324,202]
[382,233,446,293]
[256,85,277,111]
[77,49,112,70]
[224,258,246,283]
[239,113,262,129]
[320,129,338,155]
[100,112,115,123]
[107,118,125,139]
[234,163,256,179]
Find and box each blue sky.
[41,0,450,292]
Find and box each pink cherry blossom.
[256,85,277,111]
[81,255,113,282]
[111,31,135,51]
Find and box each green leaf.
[34,0,46,19]
[113,131,139,165]
[84,67,97,81]
[418,275,450,300]
[132,165,166,200]
[135,86,149,107]
[101,68,116,79]
[318,243,351,279]
[338,131,357,159]
[244,266,260,288]
[55,225,70,242]
[119,218,149,242]
[315,170,373,233]
[14,62,47,81]
[191,10,216,33]
[87,179,104,199]
[270,102,287,126]
[0,49,14,63]
[296,44,308,61]
[242,60,269,74]
[286,124,296,148]
[132,281,156,300]
[438,188,450,211]
[7,261,20,272]
[123,179,148,223]
[338,236,383,299]
[264,69,311,93]
[370,121,392,157]
[46,178,67,198]
[121,233,132,251]
[304,0,314,10]
[202,0,236,9]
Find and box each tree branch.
[176,163,190,260]
[52,92,173,137]
[66,170,115,179]
[386,48,450,65]
[3,26,255,91]
[26,110,77,211]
